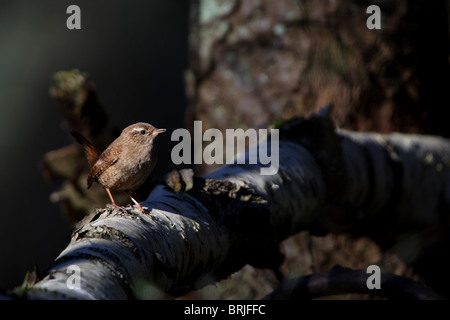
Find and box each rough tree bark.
[10,109,450,299]
[186,0,450,176]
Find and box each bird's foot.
[106,203,128,213]
[136,204,151,217]
[124,192,151,217]
[125,203,152,217]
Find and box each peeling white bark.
[339,129,450,226]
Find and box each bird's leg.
[105,187,118,206]
[125,191,148,214]
[104,187,126,212]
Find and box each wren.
[71,123,166,214]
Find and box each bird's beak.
[152,128,167,136]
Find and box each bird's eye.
[140,130,146,135]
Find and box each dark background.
[0,0,188,289]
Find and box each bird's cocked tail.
[71,130,101,168]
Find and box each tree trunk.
[186,0,450,177]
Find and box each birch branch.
[264,265,445,300]
[13,110,450,299]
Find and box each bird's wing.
[87,147,120,188]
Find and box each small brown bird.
[71,123,166,213]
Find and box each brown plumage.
[71,122,166,213]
